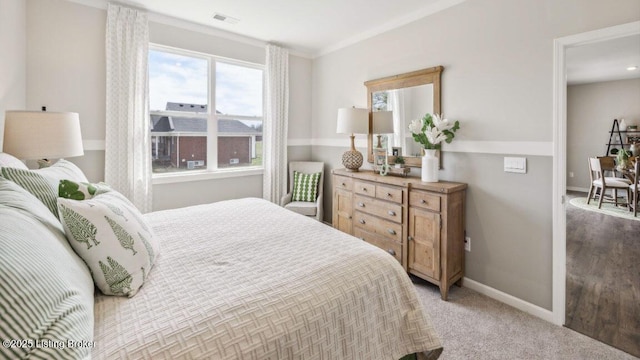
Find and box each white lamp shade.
[373,111,394,134]
[3,111,84,160]
[336,108,369,134]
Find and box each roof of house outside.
[150,115,260,135]
[166,102,208,113]
[151,102,260,135]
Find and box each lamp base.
[342,149,363,172]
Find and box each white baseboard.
[462,277,555,323]
[567,186,589,193]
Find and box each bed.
[0,158,442,359]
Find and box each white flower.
[408,118,423,134]
[432,113,454,131]
[425,126,447,145]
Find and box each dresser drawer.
[334,176,353,191]
[353,211,402,243]
[354,195,402,223]
[409,191,441,212]
[354,181,375,197]
[375,185,403,204]
[354,228,402,263]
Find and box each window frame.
[149,43,264,183]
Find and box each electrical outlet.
[464,236,471,252]
[569,172,574,178]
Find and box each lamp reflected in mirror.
[372,110,393,149]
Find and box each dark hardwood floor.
[565,191,640,357]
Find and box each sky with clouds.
[149,49,263,117]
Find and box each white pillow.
[57,190,159,297]
[0,152,27,169]
[0,159,88,218]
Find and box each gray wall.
[567,78,640,190]
[0,0,27,149]
[310,0,640,310]
[23,0,313,210]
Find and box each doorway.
[552,21,640,357]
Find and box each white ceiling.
[566,34,640,85]
[114,0,465,57]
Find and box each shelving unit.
[606,119,640,156]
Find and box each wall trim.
[309,139,553,156]
[463,277,555,323]
[83,140,105,151]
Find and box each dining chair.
[629,160,639,216]
[587,157,631,209]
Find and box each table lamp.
[373,110,393,149]
[3,110,84,167]
[337,107,368,172]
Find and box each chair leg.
[633,185,640,217]
[597,186,604,209]
[587,185,594,204]
[614,189,618,206]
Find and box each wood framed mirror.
[365,66,443,167]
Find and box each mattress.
[93,198,441,359]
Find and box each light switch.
[504,157,526,173]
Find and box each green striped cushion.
[292,171,321,202]
[0,159,88,218]
[0,178,94,359]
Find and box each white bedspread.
[93,198,441,359]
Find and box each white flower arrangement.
[408,113,460,150]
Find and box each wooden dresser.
[332,169,467,300]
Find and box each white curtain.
[105,4,151,213]
[388,89,407,151]
[262,44,289,204]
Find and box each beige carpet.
[413,279,637,359]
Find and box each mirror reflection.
[365,66,442,167]
[372,84,434,157]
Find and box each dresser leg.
[455,278,463,287]
[439,285,449,301]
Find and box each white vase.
[620,118,627,131]
[421,149,439,182]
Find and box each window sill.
[152,167,263,185]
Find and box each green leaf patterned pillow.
[291,171,321,202]
[59,179,111,200]
[57,190,160,297]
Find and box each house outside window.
[148,45,263,176]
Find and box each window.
[148,45,263,175]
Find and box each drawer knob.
[359,219,366,224]
[358,202,365,207]
[341,182,346,186]
[421,199,427,204]
[363,187,368,192]
[359,237,365,241]
[387,249,396,256]
[387,193,392,197]
[387,210,396,216]
[408,236,413,241]
[387,229,396,235]
[348,215,352,219]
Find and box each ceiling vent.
[212,13,239,24]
